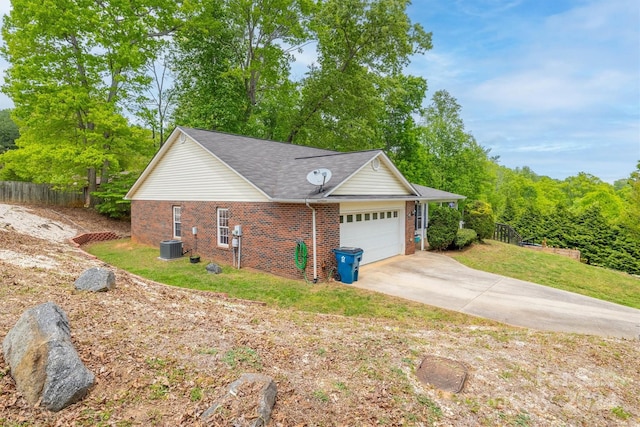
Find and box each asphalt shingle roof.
[178,127,465,203]
[411,184,466,201]
[180,127,384,200]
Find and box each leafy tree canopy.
[0,109,19,153]
[417,90,494,202]
[0,0,179,192]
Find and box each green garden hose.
[294,240,308,269]
[294,240,309,281]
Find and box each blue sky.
[1,0,638,182]
[406,0,640,182]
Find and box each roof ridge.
[178,126,336,153]
[294,150,382,160]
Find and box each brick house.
[125,127,464,280]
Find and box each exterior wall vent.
[160,240,183,259]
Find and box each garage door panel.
[339,207,403,265]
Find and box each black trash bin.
[332,247,364,284]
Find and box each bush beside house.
[453,228,477,249]
[427,205,461,250]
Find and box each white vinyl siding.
[332,159,411,196]
[217,208,229,247]
[173,206,182,238]
[339,201,404,264]
[130,135,268,201]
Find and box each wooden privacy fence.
[0,181,85,207]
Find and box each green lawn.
[448,240,640,309]
[85,239,491,326]
[86,238,640,323]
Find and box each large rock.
[74,267,115,292]
[2,302,95,412]
[202,373,277,427]
[205,263,223,274]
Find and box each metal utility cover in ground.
[416,355,467,393]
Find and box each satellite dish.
[306,168,332,191]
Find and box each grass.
[448,240,640,309]
[86,237,640,324]
[222,347,261,369]
[85,239,484,326]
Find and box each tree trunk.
[86,167,97,207]
[101,159,110,187]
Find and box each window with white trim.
[415,205,424,230]
[173,206,182,238]
[217,208,229,247]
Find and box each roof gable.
[329,153,414,196]
[126,129,268,201]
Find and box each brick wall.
[404,201,416,255]
[131,200,176,246]
[131,200,340,280]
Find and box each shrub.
[464,200,494,240]
[453,228,477,249]
[427,205,461,250]
[92,172,139,219]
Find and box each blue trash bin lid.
[333,247,363,254]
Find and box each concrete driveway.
[354,251,640,339]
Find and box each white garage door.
[339,203,404,265]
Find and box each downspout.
[305,199,318,283]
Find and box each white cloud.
[470,68,633,113]
[452,0,524,19]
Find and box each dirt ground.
[0,203,638,426]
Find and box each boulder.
[74,267,115,292]
[205,263,223,274]
[2,302,95,412]
[202,373,277,427]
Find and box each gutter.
[271,195,423,203]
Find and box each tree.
[573,205,614,266]
[512,206,544,243]
[418,90,492,201]
[464,200,494,241]
[138,53,175,148]
[288,0,431,150]
[170,0,431,151]
[620,161,640,236]
[490,161,640,275]
[500,197,517,224]
[171,0,310,139]
[380,75,430,183]
[0,0,178,200]
[0,109,19,153]
[540,205,576,248]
